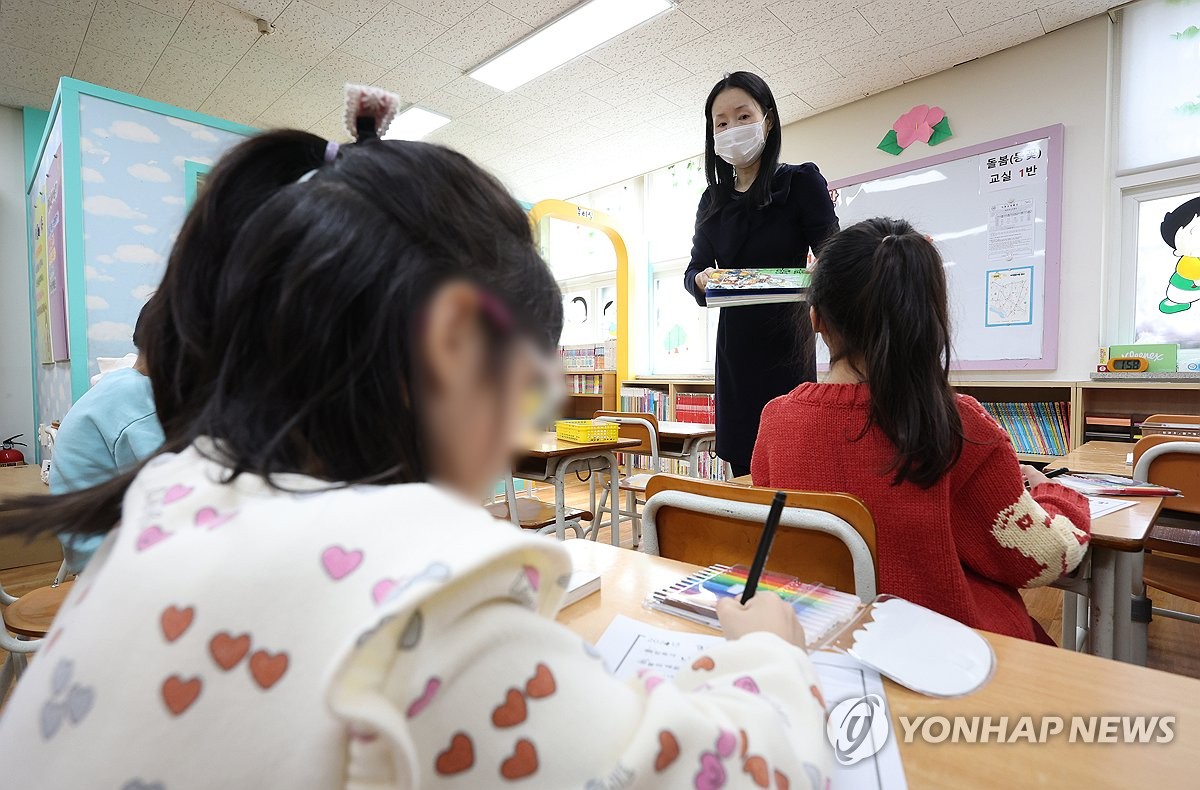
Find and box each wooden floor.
[4,479,1198,709]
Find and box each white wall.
[780,16,1111,382]
[0,106,34,447]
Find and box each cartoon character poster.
[1135,192,1200,360]
[31,187,52,364]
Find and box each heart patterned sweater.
[752,384,1091,643]
[0,441,831,788]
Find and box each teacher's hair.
[809,218,963,488]
[701,71,782,219]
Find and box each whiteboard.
[826,125,1063,370]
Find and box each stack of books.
[565,373,605,395]
[704,268,812,307]
[979,401,1070,456]
[674,391,716,424]
[560,341,616,372]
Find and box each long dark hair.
[809,218,962,488]
[701,71,782,220]
[1,129,563,540]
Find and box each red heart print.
[160,605,194,642]
[775,769,790,790]
[692,655,715,671]
[209,632,251,671]
[162,675,202,716]
[743,755,769,788]
[655,730,680,772]
[500,739,539,780]
[249,649,289,690]
[525,663,555,699]
[810,684,825,709]
[435,732,475,776]
[491,688,527,728]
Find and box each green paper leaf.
[1171,25,1200,39]
[877,129,904,155]
[927,116,954,146]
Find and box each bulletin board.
[828,124,1064,370]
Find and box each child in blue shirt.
[50,304,164,571]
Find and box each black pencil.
[741,491,788,605]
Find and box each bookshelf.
[561,372,617,418]
[1075,380,1200,447]
[951,381,1075,464]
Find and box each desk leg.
[1130,548,1149,667]
[1112,550,1135,664]
[1089,547,1117,660]
[552,464,570,541]
[1061,591,1077,650]
[504,475,520,527]
[603,451,621,547]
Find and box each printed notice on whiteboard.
[988,198,1035,261]
[980,138,1048,192]
[985,266,1034,327]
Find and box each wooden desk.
[558,540,1200,787]
[655,421,717,477]
[1045,440,1134,477]
[0,465,60,570]
[514,435,641,543]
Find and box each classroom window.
[649,262,718,375]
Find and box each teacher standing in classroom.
[684,72,839,478]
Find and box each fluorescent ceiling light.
[383,107,451,141]
[469,0,673,92]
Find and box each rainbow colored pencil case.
[646,564,995,697]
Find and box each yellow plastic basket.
[555,419,619,443]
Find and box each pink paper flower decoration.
[892,105,946,148]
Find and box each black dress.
[683,163,839,474]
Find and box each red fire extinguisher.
[1,435,27,465]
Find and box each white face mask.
[714,121,766,167]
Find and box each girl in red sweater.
[752,217,1090,643]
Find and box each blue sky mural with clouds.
[78,94,248,374]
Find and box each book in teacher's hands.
[704,268,812,307]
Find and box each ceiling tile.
[767,0,859,33]
[422,4,531,70]
[140,45,233,109]
[419,88,488,117]
[256,49,386,128]
[375,52,461,101]
[675,0,771,31]
[0,0,89,56]
[792,77,873,110]
[516,56,616,106]
[425,120,488,149]
[766,57,842,96]
[341,3,447,69]
[200,45,311,124]
[488,0,575,28]
[903,9,1043,76]
[585,55,690,106]
[395,0,487,28]
[461,90,544,127]
[252,0,360,67]
[0,80,53,110]
[666,9,790,73]
[528,91,613,126]
[441,74,503,105]
[824,10,961,74]
[655,74,718,111]
[39,0,99,13]
[86,0,179,59]
[859,0,951,33]
[222,0,291,19]
[256,96,328,129]
[491,120,548,147]
[309,108,353,141]
[127,0,194,17]
[747,11,876,74]
[588,9,705,74]
[170,0,261,65]
[304,0,390,25]
[0,44,74,95]
[73,44,156,92]
[1038,0,1113,33]
[948,0,1043,35]
[773,91,814,123]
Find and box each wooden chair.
[484,474,592,539]
[592,411,661,546]
[1,578,73,700]
[640,475,879,600]
[1130,436,1200,664]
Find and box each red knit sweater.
[751,383,1091,643]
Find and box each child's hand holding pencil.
[717,593,808,649]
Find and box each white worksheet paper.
[595,615,907,790]
[1088,497,1138,520]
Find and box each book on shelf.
[565,373,605,395]
[560,340,616,372]
[979,401,1070,457]
[1053,473,1180,498]
[704,268,811,307]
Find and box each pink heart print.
[405,676,442,718]
[715,730,736,759]
[163,484,193,504]
[194,507,234,529]
[136,525,171,552]
[733,676,760,695]
[321,546,363,581]
[693,751,726,790]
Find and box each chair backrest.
[594,410,659,461]
[642,475,879,601]
[1146,413,1200,426]
[1133,436,1200,516]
